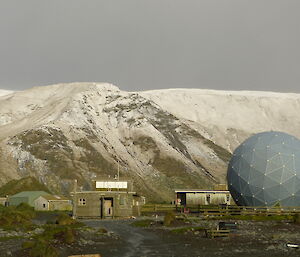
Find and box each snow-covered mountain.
[0,90,13,97]
[0,83,299,201]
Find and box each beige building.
[73,179,144,219]
[0,197,8,206]
[34,195,72,211]
[175,190,233,206]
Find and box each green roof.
[9,191,50,206]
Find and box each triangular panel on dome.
[264,175,279,189]
[269,133,286,145]
[229,174,242,193]
[251,154,268,174]
[279,185,292,202]
[252,196,265,206]
[281,196,298,207]
[243,195,254,206]
[238,177,248,195]
[239,160,251,181]
[253,188,264,202]
[229,157,241,173]
[240,150,254,166]
[266,155,284,174]
[280,153,295,166]
[294,177,300,192]
[282,177,297,195]
[267,168,284,183]
[243,136,260,148]
[266,184,281,201]
[230,176,241,194]
[281,169,296,184]
[294,154,300,172]
[294,187,300,199]
[266,148,281,160]
[249,168,265,189]
[241,182,253,197]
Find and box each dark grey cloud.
[0,0,300,92]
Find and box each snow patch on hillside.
[0,90,14,97]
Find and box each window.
[43,204,46,208]
[226,195,230,202]
[78,198,86,206]
[206,194,211,204]
[119,196,126,205]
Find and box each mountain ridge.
[0,83,299,201]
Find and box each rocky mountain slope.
[0,83,299,201]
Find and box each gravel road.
[80,219,300,257]
[83,219,186,257]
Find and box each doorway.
[100,197,114,218]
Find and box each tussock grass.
[0,203,36,230]
[163,212,176,226]
[293,213,300,224]
[132,219,154,228]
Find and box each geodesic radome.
[227,131,300,207]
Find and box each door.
[104,198,113,218]
[177,192,186,206]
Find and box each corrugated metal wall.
[185,192,232,205]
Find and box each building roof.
[40,195,69,201]
[10,191,50,206]
[75,191,136,195]
[10,191,50,198]
[175,190,230,193]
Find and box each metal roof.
[175,190,230,193]
[39,195,69,201]
[10,191,49,198]
[9,191,50,206]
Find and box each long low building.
[175,189,233,206]
[8,191,72,211]
[34,195,72,211]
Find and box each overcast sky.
[0,0,300,92]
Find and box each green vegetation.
[73,138,115,176]
[141,204,175,214]
[206,214,294,221]
[132,219,154,228]
[55,213,76,225]
[183,124,232,163]
[293,213,300,224]
[0,235,22,242]
[97,227,108,234]
[22,214,83,257]
[0,203,36,230]
[0,203,85,257]
[22,238,58,257]
[163,211,176,226]
[15,128,76,180]
[202,138,232,163]
[133,136,158,152]
[151,154,209,189]
[0,176,51,196]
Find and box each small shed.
[0,197,8,206]
[34,195,72,211]
[8,191,49,207]
[175,190,233,206]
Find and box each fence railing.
[141,204,300,216]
